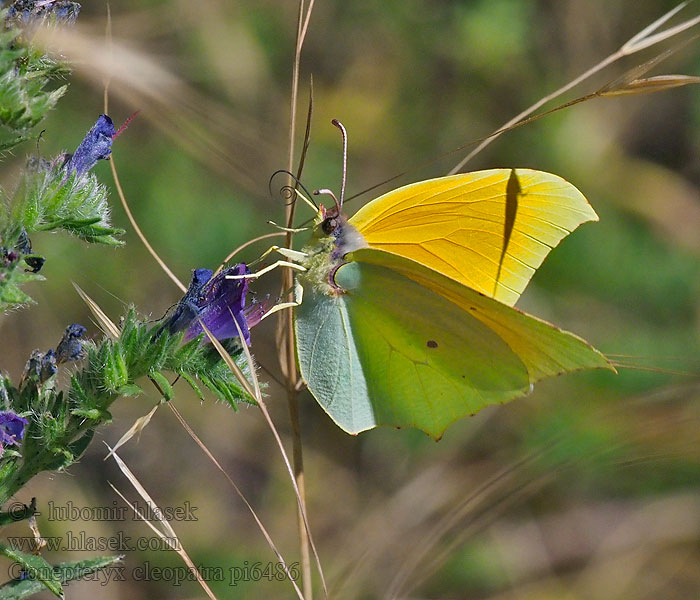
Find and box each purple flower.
[164,265,266,346]
[63,115,115,177]
[163,269,213,336]
[184,264,252,345]
[0,411,28,457]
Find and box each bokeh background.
[1,0,700,598]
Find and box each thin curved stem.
[283,3,316,598]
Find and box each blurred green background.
[1,0,700,598]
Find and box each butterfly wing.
[296,247,611,439]
[348,248,613,382]
[295,260,532,438]
[348,169,597,305]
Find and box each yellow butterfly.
[288,128,613,438]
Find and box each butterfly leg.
[268,246,308,262]
[258,280,304,321]
[248,245,308,267]
[226,260,306,281]
[260,300,299,320]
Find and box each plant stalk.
[282,1,314,597]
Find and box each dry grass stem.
[107,448,219,600]
[104,403,160,460]
[72,282,121,340]
[168,404,306,600]
[448,2,700,173]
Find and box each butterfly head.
[300,195,366,296]
[318,203,342,236]
[312,201,366,259]
[297,120,367,294]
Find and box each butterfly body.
[298,207,366,295]
[295,168,613,438]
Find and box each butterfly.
[292,141,613,439]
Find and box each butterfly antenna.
[113,110,140,139]
[268,169,318,210]
[331,119,347,207]
[313,188,342,214]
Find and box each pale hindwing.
[295,287,374,434]
[298,260,532,438]
[348,169,598,306]
[348,247,613,381]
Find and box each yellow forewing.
[349,169,598,306]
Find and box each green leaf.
[0,18,69,155]
[67,429,96,462]
[70,409,102,420]
[0,555,122,600]
[180,373,205,401]
[148,371,173,401]
[0,543,62,598]
[116,384,143,397]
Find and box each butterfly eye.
[322,217,338,235]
